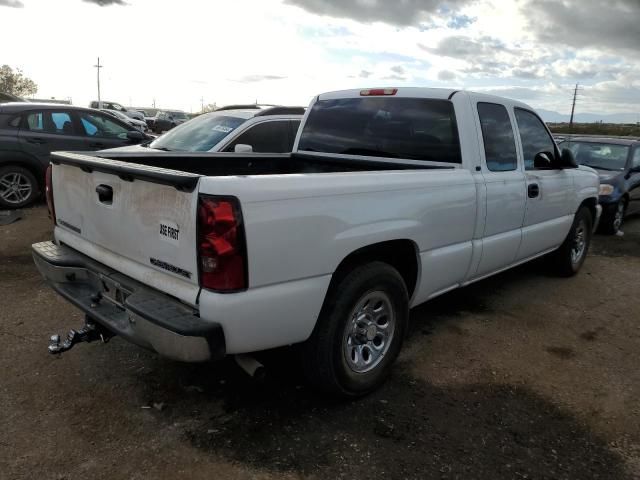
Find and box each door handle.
[26,137,46,144]
[528,183,540,198]
[95,184,113,205]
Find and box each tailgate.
[50,152,202,305]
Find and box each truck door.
[470,100,526,278]
[513,108,573,259]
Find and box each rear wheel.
[550,207,593,276]
[303,262,409,397]
[0,165,40,209]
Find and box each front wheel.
[550,207,593,277]
[302,262,409,397]
[600,199,627,235]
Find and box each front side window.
[514,108,556,170]
[477,102,518,171]
[560,141,629,171]
[150,113,245,152]
[631,147,640,169]
[78,112,129,139]
[298,97,462,163]
[225,120,291,153]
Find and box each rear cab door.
[466,94,526,279]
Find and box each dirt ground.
[1,206,639,480]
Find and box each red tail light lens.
[45,164,56,224]
[197,195,247,292]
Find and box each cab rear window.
[298,97,462,163]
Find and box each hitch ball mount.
[49,316,114,355]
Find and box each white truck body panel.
[47,88,600,355]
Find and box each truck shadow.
[137,360,629,479]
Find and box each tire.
[0,165,40,209]
[599,198,627,235]
[550,207,593,277]
[302,261,409,397]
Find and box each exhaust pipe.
[234,354,266,381]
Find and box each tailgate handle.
[96,184,113,205]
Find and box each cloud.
[446,14,475,29]
[390,65,405,75]
[383,74,407,81]
[0,0,24,7]
[523,0,640,53]
[421,35,510,75]
[437,70,456,81]
[232,74,287,83]
[283,0,474,26]
[82,0,127,5]
[359,70,372,78]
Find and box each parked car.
[34,88,599,396]
[88,101,144,122]
[153,110,188,133]
[0,102,149,208]
[558,137,640,234]
[102,108,149,132]
[102,105,304,154]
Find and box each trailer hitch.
[48,316,114,355]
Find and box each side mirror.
[127,130,144,141]
[560,148,578,168]
[534,151,554,169]
[625,165,640,179]
[234,144,253,153]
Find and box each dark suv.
[0,103,148,208]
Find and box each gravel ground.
[1,206,639,480]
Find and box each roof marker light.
[360,88,398,96]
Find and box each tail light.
[45,164,56,224]
[197,195,247,292]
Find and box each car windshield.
[149,113,245,152]
[560,141,629,170]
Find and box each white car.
[102,109,149,132]
[88,101,145,122]
[33,87,600,396]
[101,105,304,153]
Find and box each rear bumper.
[32,241,225,362]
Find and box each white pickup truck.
[33,87,600,396]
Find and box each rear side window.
[515,108,556,170]
[26,112,45,131]
[298,97,461,163]
[225,120,291,153]
[50,112,75,135]
[477,103,518,172]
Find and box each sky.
[1,0,639,117]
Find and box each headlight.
[599,184,614,196]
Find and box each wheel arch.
[328,239,420,301]
[578,196,598,223]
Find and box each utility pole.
[93,57,103,108]
[201,96,204,112]
[569,83,579,129]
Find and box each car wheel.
[302,261,409,397]
[0,165,40,209]
[550,206,593,277]
[601,198,627,235]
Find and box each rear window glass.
[150,113,245,152]
[298,97,461,163]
